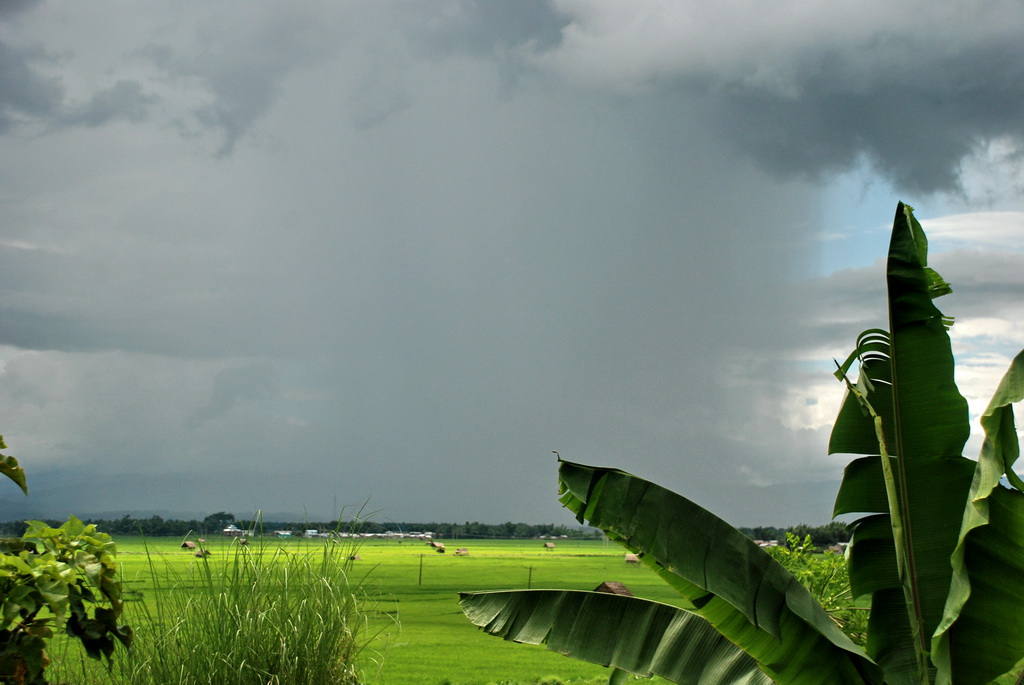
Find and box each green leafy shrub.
[766,533,867,646]
[0,436,131,685]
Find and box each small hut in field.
[194,549,211,558]
[593,581,633,597]
[543,542,556,550]
[429,541,446,553]
[455,548,469,556]
[624,553,640,564]
[181,541,196,550]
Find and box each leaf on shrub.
[0,452,28,495]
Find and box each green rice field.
[49,535,679,685]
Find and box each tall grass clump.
[116,535,374,685]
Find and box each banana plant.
[460,203,1024,684]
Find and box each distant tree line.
[0,514,599,540]
[363,521,601,540]
[0,512,243,538]
[738,521,852,547]
[0,514,852,546]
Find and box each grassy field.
[48,535,678,685]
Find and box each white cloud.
[951,318,1024,348]
[956,137,1024,207]
[926,211,1024,252]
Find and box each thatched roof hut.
[543,542,556,549]
[181,541,196,549]
[455,548,469,556]
[593,581,633,597]
[624,553,640,564]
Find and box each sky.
[1,1,1024,527]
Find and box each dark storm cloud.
[128,2,566,146]
[0,40,63,132]
[706,39,1024,194]
[53,80,158,129]
[140,39,287,157]
[1,4,156,134]
[6,1,1023,193]
[137,6,346,155]
[0,0,39,18]
[529,1,1024,196]
[405,0,567,56]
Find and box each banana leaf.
[556,459,880,684]
[460,589,773,685]
[932,349,1024,685]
